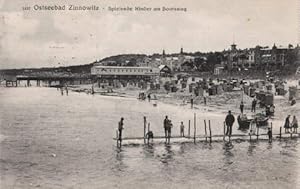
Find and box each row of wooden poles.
[116,113,297,148]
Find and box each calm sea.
[0,88,299,189]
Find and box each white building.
[91,66,159,77]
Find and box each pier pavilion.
[91,65,160,87]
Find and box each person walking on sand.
[284,115,290,133]
[190,95,194,109]
[225,110,235,136]
[291,115,298,133]
[240,101,244,114]
[118,117,124,144]
[251,98,257,112]
[180,121,185,137]
[147,93,151,102]
[163,116,169,142]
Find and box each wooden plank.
[113,133,300,140]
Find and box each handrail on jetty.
[114,115,299,148]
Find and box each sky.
[0,0,299,69]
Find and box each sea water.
[0,88,299,189]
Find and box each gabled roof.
[158,65,171,70]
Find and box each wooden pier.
[114,115,299,148]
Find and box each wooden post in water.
[270,122,273,142]
[143,116,146,144]
[147,123,151,145]
[194,113,196,143]
[194,113,196,129]
[116,130,119,147]
[194,124,196,144]
[256,126,259,141]
[188,120,191,138]
[204,120,207,142]
[279,127,282,140]
[223,121,226,141]
[209,120,212,143]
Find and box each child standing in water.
[267,127,272,143]
[291,115,298,133]
[180,121,185,137]
[249,118,257,135]
[284,115,290,133]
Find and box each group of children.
[284,115,298,133]
[146,116,186,144]
[118,114,298,145]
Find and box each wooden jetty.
[114,115,300,148]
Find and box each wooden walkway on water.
[114,114,300,148]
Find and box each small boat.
[237,114,253,130]
[256,117,269,127]
[255,113,269,127]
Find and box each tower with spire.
[161,49,166,65]
[179,46,185,66]
[180,47,184,54]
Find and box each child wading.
[166,120,173,144]
[291,115,298,133]
[146,130,154,144]
[267,127,272,143]
[284,115,290,133]
[180,121,185,137]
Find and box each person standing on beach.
[284,115,290,133]
[60,87,64,96]
[163,116,169,142]
[180,121,185,137]
[240,101,244,114]
[291,115,298,133]
[65,85,68,96]
[118,117,124,144]
[251,98,257,112]
[225,111,235,136]
[91,85,95,95]
[190,95,194,109]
